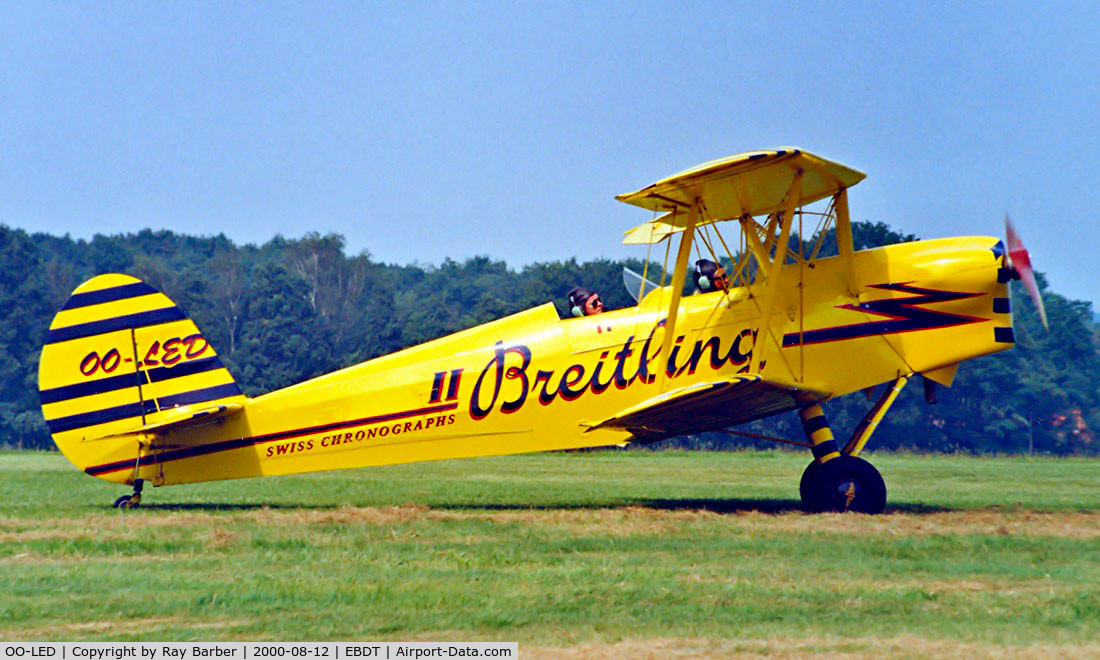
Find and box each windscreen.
[623,267,661,303]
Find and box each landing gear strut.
[797,377,908,514]
[113,479,144,509]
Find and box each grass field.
[1,449,1098,657]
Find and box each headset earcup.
[698,275,710,291]
[572,305,584,318]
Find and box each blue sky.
[3,2,1097,308]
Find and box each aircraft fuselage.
[76,235,1011,487]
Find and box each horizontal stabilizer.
[95,403,244,442]
[586,374,829,440]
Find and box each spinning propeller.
[1005,216,1048,330]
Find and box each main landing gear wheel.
[801,456,886,514]
[799,460,824,506]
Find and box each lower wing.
[585,374,829,440]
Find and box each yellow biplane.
[38,148,1044,513]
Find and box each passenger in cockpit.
[567,286,604,317]
[693,259,728,294]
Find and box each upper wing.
[585,374,829,440]
[617,148,865,244]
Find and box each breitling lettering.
[669,328,756,377]
[469,323,755,419]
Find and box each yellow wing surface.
[38,274,246,475]
[587,374,829,438]
[619,148,866,244]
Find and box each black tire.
[799,460,824,510]
[806,456,886,514]
[114,495,140,510]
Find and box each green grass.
[1,450,1098,654]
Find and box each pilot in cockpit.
[692,259,729,294]
[567,286,604,317]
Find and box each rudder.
[38,274,245,481]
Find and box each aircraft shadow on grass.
[632,498,954,514]
[411,498,955,515]
[131,498,954,515]
[132,502,342,512]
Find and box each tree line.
[1,222,1096,454]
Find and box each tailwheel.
[113,494,140,509]
[113,478,144,509]
[803,456,886,514]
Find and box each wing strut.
[833,188,859,296]
[658,203,699,391]
[749,170,802,372]
[739,215,772,279]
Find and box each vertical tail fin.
[38,274,245,477]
